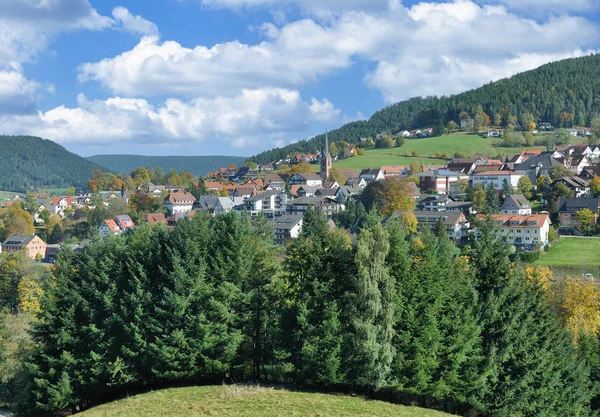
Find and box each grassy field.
[332,134,548,171]
[534,237,600,278]
[80,385,456,417]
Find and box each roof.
[264,174,285,184]
[315,188,338,197]
[205,182,223,190]
[102,219,120,232]
[389,210,467,225]
[514,152,562,171]
[166,192,196,204]
[381,165,407,175]
[146,213,168,225]
[479,213,550,227]
[272,215,303,230]
[3,234,38,245]
[293,173,323,181]
[473,170,516,176]
[501,194,531,210]
[555,176,589,188]
[558,198,599,213]
[115,215,135,230]
[245,190,282,202]
[289,196,339,206]
[359,168,382,176]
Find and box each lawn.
[534,237,600,278]
[332,134,549,171]
[80,385,456,417]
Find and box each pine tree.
[485,183,499,214]
[347,222,395,387]
[502,178,513,197]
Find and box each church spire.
[321,131,331,181]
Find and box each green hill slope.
[250,53,600,164]
[0,135,103,191]
[79,385,456,417]
[87,154,248,176]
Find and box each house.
[345,177,367,188]
[471,171,526,191]
[417,169,469,194]
[297,185,319,197]
[264,174,286,189]
[381,166,409,178]
[416,194,454,211]
[391,211,470,243]
[286,196,344,216]
[460,118,474,129]
[359,168,385,183]
[513,149,542,164]
[243,191,290,216]
[51,197,72,217]
[569,129,579,137]
[145,213,168,225]
[115,215,135,232]
[552,176,591,198]
[580,166,600,180]
[419,128,434,137]
[478,214,551,250]
[567,155,591,175]
[315,188,338,198]
[259,163,275,171]
[335,186,363,202]
[98,219,121,237]
[500,194,532,215]
[2,234,46,260]
[557,198,600,227]
[288,173,323,187]
[486,129,505,138]
[234,186,258,199]
[578,128,593,137]
[446,158,479,175]
[196,196,244,214]
[513,152,564,185]
[205,182,224,192]
[272,215,303,246]
[164,192,196,215]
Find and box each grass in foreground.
[80,385,456,417]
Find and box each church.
[320,133,332,180]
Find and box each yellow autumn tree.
[557,276,600,341]
[17,275,45,316]
[524,266,553,292]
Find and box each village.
[4,133,600,263]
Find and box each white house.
[471,171,525,191]
[288,173,323,187]
[500,195,532,215]
[359,168,385,183]
[272,215,303,246]
[164,192,196,215]
[51,197,72,217]
[478,213,551,250]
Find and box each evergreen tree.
[347,222,395,387]
[485,183,499,214]
[502,178,513,197]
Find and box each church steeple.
[321,132,332,180]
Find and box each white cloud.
[0,0,114,114]
[0,89,340,149]
[0,63,39,114]
[478,0,597,13]
[112,7,159,37]
[79,1,599,104]
[199,0,392,16]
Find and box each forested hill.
[87,154,247,176]
[0,135,103,191]
[250,53,600,164]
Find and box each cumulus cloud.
[112,7,159,37]
[0,0,114,114]
[78,1,599,103]
[0,64,39,115]
[0,89,340,149]
[477,0,597,13]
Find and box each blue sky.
[0,0,599,157]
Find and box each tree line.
[4,209,598,416]
[249,53,600,164]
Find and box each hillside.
[87,154,248,176]
[250,53,600,164]
[0,135,103,191]
[79,385,456,417]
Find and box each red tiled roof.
[146,213,168,225]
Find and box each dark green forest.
[0,136,103,191]
[8,210,599,416]
[87,154,247,176]
[250,53,600,164]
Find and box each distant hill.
[79,385,457,417]
[0,135,103,191]
[250,53,600,164]
[87,154,248,176]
